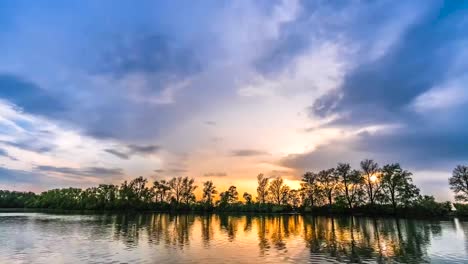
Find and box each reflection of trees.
[81,213,448,262]
[219,214,240,241]
[256,215,303,255]
[201,214,214,247]
[302,216,440,263]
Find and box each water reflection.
[0,212,467,263]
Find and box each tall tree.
[360,159,381,206]
[268,177,289,205]
[288,189,301,208]
[301,172,322,207]
[449,165,468,202]
[381,163,420,211]
[318,169,339,207]
[336,163,364,209]
[153,180,171,203]
[168,177,197,204]
[256,174,269,204]
[202,181,217,205]
[181,177,197,204]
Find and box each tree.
[153,180,171,203]
[318,169,339,207]
[129,176,153,203]
[181,177,197,204]
[288,189,301,208]
[449,165,468,202]
[243,192,253,204]
[256,174,269,204]
[268,177,289,205]
[168,177,197,204]
[202,181,217,205]
[360,159,381,206]
[335,163,364,209]
[219,186,239,205]
[381,163,420,211]
[301,172,322,207]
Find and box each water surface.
[0,212,467,263]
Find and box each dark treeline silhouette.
[1,159,467,217]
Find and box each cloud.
[36,165,124,178]
[0,139,54,154]
[203,172,227,177]
[105,144,160,160]
[0,167,42,184]
[0,148,17,161]
[127,144,160,155]
[230,149,269,157]
[305,1,468,171]
[104,149,130,160]
[204,121,217,126]
[0,74,65,116]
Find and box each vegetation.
[1,160,467,217]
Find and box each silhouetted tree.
[318,169,339,207]
[268,177,289,205]
[361,159,381,206]
[449,165,468,202]
[301,172,322,207]
[168,177,197,204]
[336,163,365,209]
[381,163,420,211]
[243,192,253,204]
[202,181,217,205]
[256,174,269,204]
[219,186,239,206]
[153,180,171,203]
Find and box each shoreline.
[0,207,464,220]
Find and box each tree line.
[1,159,468,216]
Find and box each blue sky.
[0,0,467,200]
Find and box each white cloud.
[411,78,468,112]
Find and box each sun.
[370,175,378,183]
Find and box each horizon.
[1,1,468,202]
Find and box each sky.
[0,0,467,201]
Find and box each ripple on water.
[0,213,468,263]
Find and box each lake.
[0,212,467,263]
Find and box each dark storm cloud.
[303,1,468,169]
[230,149,270,157]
